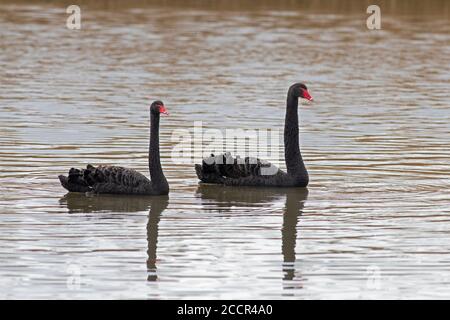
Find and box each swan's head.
[289,83,313,101]
[150,100,169,116]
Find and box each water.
[0,1,449,299]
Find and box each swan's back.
[59,164,152,195]
[195,152,290,187]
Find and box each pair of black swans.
[58,83,313,195]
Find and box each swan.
[195,83,313,187]
[58,100,169,195]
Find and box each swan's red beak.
[301,89,314,101]
[159,105,169,116]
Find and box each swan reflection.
[281,188,308,289]
[59,192,157,213]
[146,197,169,281]
[196,185,308,285]
[59,193,169,282]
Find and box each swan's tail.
[195,163,224,184]
[58,166,93,193]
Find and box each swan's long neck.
[284,94,307,177]
[149,112,168,192]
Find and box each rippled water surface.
[0,1,449,299]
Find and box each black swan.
[195,83,313,187]
[58,100,169,195]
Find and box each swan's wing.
[86,165,149,187]
[60,164,151,194]
[195,152,284,184]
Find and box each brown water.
[0,1,449,299]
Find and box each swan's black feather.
[60,164,151,194]
[195,152,291,186]
[59,164,152,194]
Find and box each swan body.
[58,101,169,196]
[195,83,312,188]
[195,153,304,187]
[59,165,155,195]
